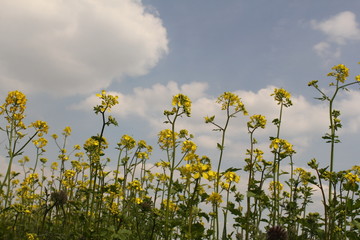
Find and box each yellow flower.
[223,171,240,183]
[203,170,217,181]
[51,162,58,170]
[127,180,143,191]
[158,129,178,149]
[308,80,319,87]
[220,182,230,190]
[155,173,169,182]
[95,90,119,112]
[135,197,143,204]
[294,167,312,185]
[30,120,49,136]
[270,138,295,156]
[181,140,197,153]
[26,233,39,240]
[84,136,108,153]
[32,137,48,148]
[271,88,292,107]
[206,192,223,206]
[64,169,76,179]
[327,64,349,83]
[247,114,267,129]
[73,144,81,150]
[63,126,72,136]
[117,134,136,149]
[344,172,360,185]
[155,161,171,168]
[172,94,192,117]
[216,92,248,114]
[269,181,283,192]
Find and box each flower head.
[271,88,292,107]
[206,192,223,206]
[94,90,119,113]
[172,94,192,117]
[158,129,178,149]
[217,92,248,114]
[327,64,349,83]
[247,114,267,130]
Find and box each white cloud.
[311,11,360,44]
[0,0,168,96]
[313,41,341,61]
[338,91,360,133]
[311,11,360,61]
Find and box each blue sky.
[1,0,360,174]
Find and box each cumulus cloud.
[311,11,360,44]
[311,11,360,60]
[0,0,168,96]
[313,41,341,60]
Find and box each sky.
[1,0,360,176]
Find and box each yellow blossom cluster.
[95,90,119,113]
[172,93,192,117]
[216,92,247,114]
[223,171,240,183]
[0,90,27,129]
[344,172,360,186]
[247,114,267,130]
[327,64,349,83]
[271,88,292,107]
[269,181,284,193]
[294,168,312,185]
[117,134,136,150]
[158,129,178,149]
[127,180,143,191]
[29,120,49,136]
[178,161,211,180]
[32,137,48,149]
[62,126,72,136]
[270,138,295,157]
[206,192,223,206]
[83,136,108,154]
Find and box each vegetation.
[0,64,360,239]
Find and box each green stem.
[164,109,178,240]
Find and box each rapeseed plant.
[0,64,360,239]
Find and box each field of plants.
[0,64,360,240]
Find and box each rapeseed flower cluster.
[344,172,360,187]
[127,180,143,191]
[29,120,49,136]
[247,114,267,129]
[117,134,136,150]
[206,192,223,206]
[270,138,295,157]
[271,88,292,107]
[172,93,192,117]
[327,64,349,83]
[158,129,178,149]
[294,167,312,185]
[95,90,119,113]
[269,181,284,193]
[216,91,247,114]
[0,90,27,130]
